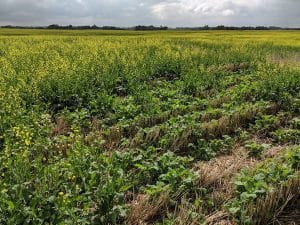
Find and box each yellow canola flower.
[24,139,31,146]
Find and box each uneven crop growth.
[0,29,299,224]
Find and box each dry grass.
[196,148,257,206]
[126,133,289,225]
[169,198,204,225]
[275,199,300,225]
[130,103,278,151]
[262,145,286,159]
[200,109,224,123]
[246,172,300,225]
[209,96,232,108]
[101,105,207,148]
[223,63,251,73]
[269,54,300,67]
[170,128,193,151]
[197,148,256,193]
[201,103,277,139]
[126,193,169,225]
[51,117,70,136]
[196,143,286,225]
[205,211,235,225]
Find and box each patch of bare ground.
[268,54,300,67]
[51,117,70,136]
[223,63,251,73]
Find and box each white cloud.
[0,0,299,27]
[222,9,234,16]
[150,0,300,27]
[151,0,259,21]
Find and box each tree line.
[1,24,299,30]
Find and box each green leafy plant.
[226,147,300,223]
[251,115,281,135]
[272,129,300,144]
[244,140,270,158]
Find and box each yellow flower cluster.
[12,126,33,146]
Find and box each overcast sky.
[0,0,299,27]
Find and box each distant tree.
[2,24,298,31]
[47,24,60,29]
[215,25,225,30]
[203,25,209,30]
[134,25,168,31]
[91,24,98,29]
[101,26,119,30]
[255,26,269,30]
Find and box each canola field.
[0,29,299,224]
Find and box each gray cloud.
[0,0,299,27]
